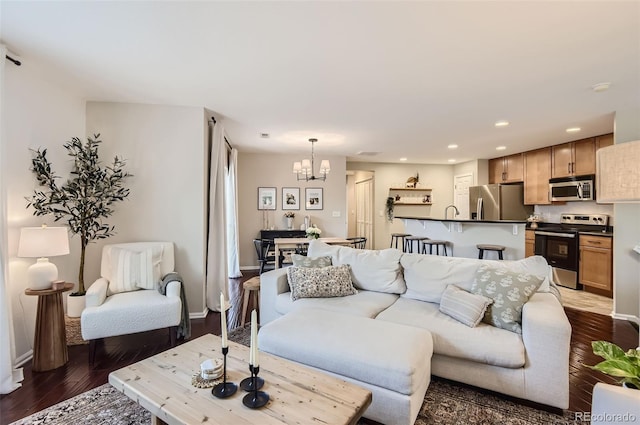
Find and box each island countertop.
[394,216,529,224]
[397,217,528,260]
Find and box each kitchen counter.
[579,231,613,237]
[398,217,527,259]
[395,216,528,224]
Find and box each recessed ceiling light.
[566,127,581,133]
[259,132,270,138]
[495,121,510,127]
[399,157,408,161]
[496,146,507,151]
[592,82,611,93]
[447,144,458,149]
[448,159,456,163]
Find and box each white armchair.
[81,242,183,366]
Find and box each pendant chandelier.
[292,138,330,181]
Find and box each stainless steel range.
[534,213,609,289]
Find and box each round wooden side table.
[24,282,74,372]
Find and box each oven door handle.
[534,231,576,238]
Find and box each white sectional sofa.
[259,240,572,414]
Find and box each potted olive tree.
[26,134,131,316]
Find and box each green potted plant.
[385,197,395,222]
[26,134,131,316]
[587,341,640,389]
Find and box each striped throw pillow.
[439,284,494,327]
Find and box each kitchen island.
[395,216,528,260]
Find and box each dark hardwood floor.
[1,272,638,424]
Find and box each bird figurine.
[406,172,419,188]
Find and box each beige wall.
[237,152,347,269]
[5,61,87,363]
[347,162,454,250]
[612,108,640,325]
[86,102,208,315]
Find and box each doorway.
[347,171,374,248]
[454,173,473,220]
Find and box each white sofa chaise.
[259,240,571,416]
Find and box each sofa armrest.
[259,268,290,325]
[165,280,181,298]
[521,292,572,409]
[85,278,109,308]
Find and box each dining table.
[273,237,353,268]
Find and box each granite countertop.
[394,216,529,224]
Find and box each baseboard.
[612,312,640,325]
[189,308,209,319]
[240,266,259,271]
[15,349,33,368]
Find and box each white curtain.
[225,148,242,278]
[0,45,24,394]
[206,121,228,311]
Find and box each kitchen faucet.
[445,204,460,220]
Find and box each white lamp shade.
[293,161,302,173]
[597,140,640,203]
[319,160,331,173]
[18,226,69,290]
[18,226,70,258]
[301,159,311,171]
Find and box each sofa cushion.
[259,308,433,396]
[376,297,525,368]
[286,265,357,301]
[471,264,544,334]
[439,284,493,327]
[275,290,399,318]
[400,254,552,305]
[291,254,332,268]
[307,240,406,294]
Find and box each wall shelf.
[389,187,432,204]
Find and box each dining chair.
[347,237,367,249]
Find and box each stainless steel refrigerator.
[469,183,533,220]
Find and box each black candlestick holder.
[240,365,264,391]
[212,346,237,398]
[242,365,269,408]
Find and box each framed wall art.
[257,187,276,210]
[282,187,300,210]
[305,187,323,210]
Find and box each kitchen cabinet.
[489,153,524,183]
[523,147,551,205]
[525,230,535,258]
[595,133,614,150]
[551,137,596,178]
[579,234,612,295]
[389,188,432,205]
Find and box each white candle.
[251,309,259,368]
[220,292,228,348]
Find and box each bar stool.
[477,244,506,260]
[241,276,261,327]
[390,233,411,250]
[422,240,448,256]
[404,236,429,253]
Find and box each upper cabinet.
[489,153,524,184]
[551,137,596,178]
[595,133,614,150]
[524,147,551,205]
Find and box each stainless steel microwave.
[549,175,595,201]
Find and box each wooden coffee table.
[109,333,371,425]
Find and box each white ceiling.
[2,1,639,164]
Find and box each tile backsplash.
[534,202,614,225]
